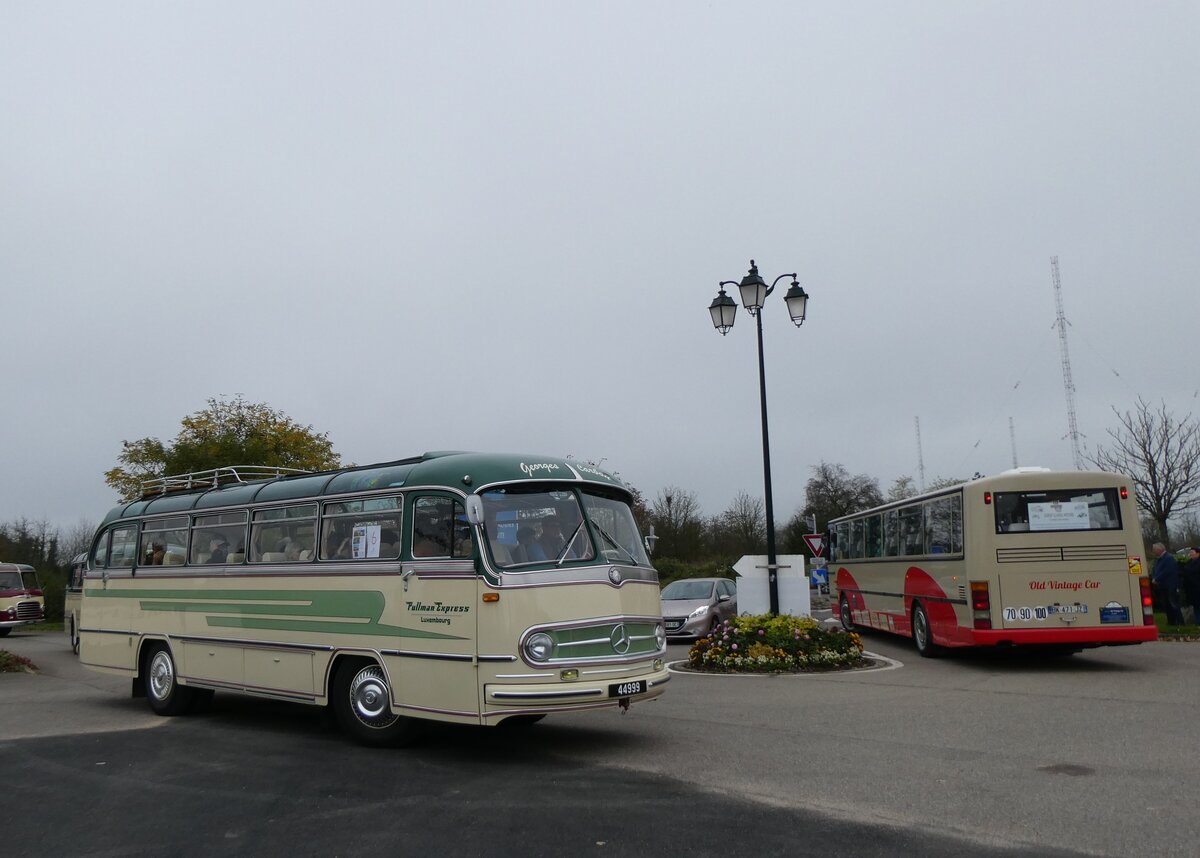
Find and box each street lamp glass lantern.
[709,287,737,335]
[737,261,768,315]
[784,280,809,326]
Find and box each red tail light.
[1120,486,1128,500]
[983,491,992,505]
[1140,577,1154,625]
[971,581,992,629]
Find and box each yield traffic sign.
[802,534,824,557]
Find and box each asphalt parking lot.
[3,627,1199,857]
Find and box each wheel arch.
[132,634,175,697]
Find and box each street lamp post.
[708,260,809,615]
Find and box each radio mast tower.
[915,416,926,491]
[1051,256,1085,470]
[1009,416,1019,469]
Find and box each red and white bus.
[830,468,1157,656]
[0,563,45,636]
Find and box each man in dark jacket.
[1151,542,1184,625]
[1183,546,1200,624]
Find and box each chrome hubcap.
[148,651,174,700]
[349,666,398,728]
[914,611,928,648]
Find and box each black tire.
[839,595,855,632]
[332,659,420,747]
[0,627,10,638]
[70,618,80,655]
[911,602,940,658]
[143,643,196,715]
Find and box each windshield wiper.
[593,524,639,566]
[555,522,587,567]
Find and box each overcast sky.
[2,2,1197,534]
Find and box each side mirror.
[465,495,485,526]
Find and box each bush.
[687,613,865,673]
[654,558,734,588]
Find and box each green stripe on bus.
[82,587,467,641]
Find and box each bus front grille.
[15,601,42,620]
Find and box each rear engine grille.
[996,544,1128,563]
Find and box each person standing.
[1151,542,1184,625]
[1183,546,1200,625]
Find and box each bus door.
[995,545,1137,630]
[393,494,480,720]
[82,523,140,673]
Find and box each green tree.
[105,396,341,501]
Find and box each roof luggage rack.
[140,466,310,498]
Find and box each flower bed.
[687,613,865,673]
[0,650,36,674]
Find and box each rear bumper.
[969,625,1157,646]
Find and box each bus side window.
[900,506,923,556]
[92,530,112,568]
[884,510,900,557]
[412,496,454,558]
[109,526,139,567]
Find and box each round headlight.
[525,632,554,662]
[654,623,666,650]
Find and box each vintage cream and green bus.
[0,562,45,636]
[80,453,668,744]
[830,468,1157,657]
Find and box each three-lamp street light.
[708,260,809,615]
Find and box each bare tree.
[648,487,707,560]
[708,491,766,557]
[1090,397,1200,544]
[59,519,98,561]
[887,475,918,502]
[801,462,883,531]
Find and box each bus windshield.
[480,486,650,568]
[994,488,1123,533]
[0,570,23,590]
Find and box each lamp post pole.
[709,260,810,616]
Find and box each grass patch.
[1155,612,1200,640]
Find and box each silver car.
[660,577,738,640]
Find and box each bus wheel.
[70,618,80,655]
[839,595,855,632]
[143,643,196,716]
[911,602,940,658]
[333,660,420,747]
